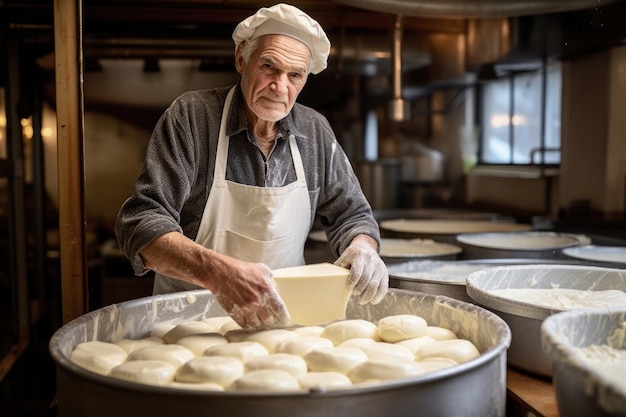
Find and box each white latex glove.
[334,240,389,305]
[213,263,290,329]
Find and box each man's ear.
[234,44,245,74]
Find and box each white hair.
[239,37,313,72]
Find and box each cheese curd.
[175,356,244,387]
[358,342,414,362]
[304,346,368,374]
[297,372,353,391]
[68,312,481,392]
[230,369,301,392]
[70,341,128,375]
[416,339,480,363]
[113,337,164,354]
[321,319,380,345]
[244,353,308,377]
[175,333,228,356]
[349,359,425,383]
[163,321,216,344]
[203,341,269,362]
[377,314,427,342]
[127,344,194,368]
[242,329,299,353]
[110,360,176,385]
[275,336,334,357]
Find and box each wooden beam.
[54,0,88,323]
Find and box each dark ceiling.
[2,0,460,60]
[2,0,626,119]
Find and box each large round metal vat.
[49,289,511,417]
[466,264,626,377]
[388,258,586,303]
[542,308,626,417]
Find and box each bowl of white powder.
[466,264,626,377]
[541,308,626,417]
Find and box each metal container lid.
[380,219,531,235]
[456,231,579,251]
[379,238,462,260]
[563,245,626,265]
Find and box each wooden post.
[54,0,88,323]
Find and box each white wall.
[560,45,626,216]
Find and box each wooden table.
[506,367,559,417]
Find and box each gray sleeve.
[114,94,210,275]
[298,111,381,257]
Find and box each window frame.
[476,61,562,167]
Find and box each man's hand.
[140,232,290,329]
[211,262,290,329]
[334,236,388,305]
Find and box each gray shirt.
[115,83,380,276]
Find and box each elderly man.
[115,3,388,329]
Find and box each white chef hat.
[232,3,331,74]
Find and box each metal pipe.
[388,14,409,121]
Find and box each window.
[479,62,562,165]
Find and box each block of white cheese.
[272,263,351,326]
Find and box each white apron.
[153,87,311,294]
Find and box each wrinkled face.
[236,34,310,122]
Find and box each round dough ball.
[292,326,325,337]
[127,344,194,368]
[70,341,128,375]
[175,333,228,356]
[218,319,242,334]
[230,369,301,392]
[358,342,414,362]
[223,328,258,343]
[416,339,479,363]
[321,320,380,346]
[150,323,176,339]
[169,381,225,391]
[113,337,164,354]
[201,316,234,331]
[163,321,215,344]
[110,360,176,385]
[349,359,424,383]
[244,353,308,377]
[424,326,457,341]
[276,336,334,357]
[243,329,298,353]
[203,341,268,362]
[297,372,353,391]
[377,314,427,343]
[338,338,377,349]
[175,356,244,387]
[304,346,368,374]
[419,357,458,373]
[395,335,437,355]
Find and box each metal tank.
[466,264,626,377]
[50,289,511,417]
